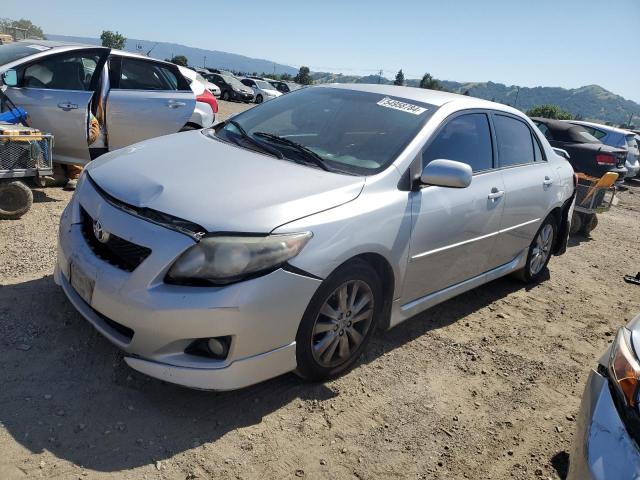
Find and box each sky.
[4,0,640,102]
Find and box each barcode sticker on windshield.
[377,97,427,115]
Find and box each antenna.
[146,42,158,56]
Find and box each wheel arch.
[331,252,396,331]
[549,194,575,255]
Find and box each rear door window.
[493,114,536,167]
[423,113,493,172]
[119,58,178,90]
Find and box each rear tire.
[581,214,598,235]
[569,212,582,236]
[514,216,556,283]
[0,180,33,220]
[295,260,382,382]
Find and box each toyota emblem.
[92,220,111,244]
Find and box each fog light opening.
[207,337,229,358]
[185,336,231,360]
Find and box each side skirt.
[388,250,527,329]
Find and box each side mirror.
[420,159,472,188]
[2,69,18,87]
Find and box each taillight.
[196,89,218,114]
[596,154,616,165]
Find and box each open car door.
[5,47,110,165]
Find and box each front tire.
[515,217,556,283]
[255,94,263,104]
[222,91,230,101]
[295,260,382,381]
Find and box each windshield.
[256,80,273,90]
[209,87,436,175]
[222,75,245,88]
[0,42,51,66]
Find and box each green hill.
[310,72,640,126]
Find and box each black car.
[267,79,291,94]
[532,117,627,179]
[205,73,254,103]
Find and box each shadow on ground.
[0,271,538,472]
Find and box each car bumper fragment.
[568,369,640,479]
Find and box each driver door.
[5,48,110,165]
[401,112,506,302]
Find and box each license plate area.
[70,261,95,305]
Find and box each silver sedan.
[55,84,575,390]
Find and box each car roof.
[14,39,175,66]
[318,83,521,112]
[567,120,634,136]
[531,117,581,131]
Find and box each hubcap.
[529,224,553,276]
[311,280,374,368]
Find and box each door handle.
[488,188,504,200]
[167,100,186,109]
[57,102,79,111]
[543,176,554,187]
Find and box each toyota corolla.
[55,84,575,390]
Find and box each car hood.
[85,130,365,233]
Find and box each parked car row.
[190,66,302,103]
[532,117,640,181]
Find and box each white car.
[240,77,282,103]
[0,40,216,165]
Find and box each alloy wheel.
[529,224,553,276]
[311,280,374,368]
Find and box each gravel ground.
[1,128,640,479]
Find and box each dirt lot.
[1,115,640,479]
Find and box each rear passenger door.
[490,113,556,267]
[106,56,195,150]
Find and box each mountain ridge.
[45,34,640,125]
[45,34,298,76]
[310,72,640,125]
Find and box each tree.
[525,104,573,120]
[394,69,405,86]
[100,30,126,49]
[294,66,312,85]
[167,55,188,67]
[0,18,45,39]
[419,72,441,90]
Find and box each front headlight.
[166,232,312,285]
[609,327,640,409]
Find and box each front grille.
[80,207,152,272]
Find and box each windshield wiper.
[253,132,332,172]
[226,121,284,159]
